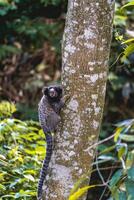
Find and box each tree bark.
[42,0,115,200]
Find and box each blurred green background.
[0,0,134,199]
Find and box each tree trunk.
[42,1,115,200]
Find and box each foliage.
[69,185,96,200]
[109,119,134,200]
[121,1,134,9]
[102,0,134,191]
[0,45,21,59]
[0,101,17,118]
[105,0,134,124]
[0,0,64,54]
[69,118,134,200]
[0,101,45,199]
[0,0,65,107]
[96,118,134,199]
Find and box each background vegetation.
[0,0,134,199]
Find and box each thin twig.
[98,164,114,200]
[84,133,115,153]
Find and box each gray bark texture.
[42,0,115,200]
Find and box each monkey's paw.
[63,94,70,103]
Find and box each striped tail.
[37,134,53,200]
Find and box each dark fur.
[37,85,64,200]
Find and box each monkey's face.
[43,86,62,102]
[49,88,58,98]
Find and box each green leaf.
[69,174,90,196]
[113,190,127,200]
[0,101,17,117]
[99,145,116,155]
[14,193,21,198]
[97,155,116,164]
[125,179,134,198]
[23,174,35,182]
[115,119,134,127]
[35,146,46,155]
[15,189,36,198]
[23,169,36,175]
[0,0,9,4]
[114,127,124,142]
[121,2,134,10]
[118,190,127,200]
[69,185,96,200]
[24,149,36,155]
[126,151,134,169]
[127,167,134,182]
[0,154,6,160]
[114,15,127,26]
[0,45,21,59]
[0,194,15,198]
[9,179,20,188]
[123,44,134,59]
[122,38,134,44]
[118,145,127,160]
[110,169,123,188]
[118,191,127,200]
[0,183,6,191]
[120,134,134,142]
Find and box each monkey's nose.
[49,89,56,97]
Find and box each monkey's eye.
[49,88,57,97]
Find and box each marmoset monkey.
[37,85,68,200]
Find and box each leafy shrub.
[109,119,134,200]
[0,101,45,199]
[69,119,134,200]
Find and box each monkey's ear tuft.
[42,87,48,96]
[57,86,63,95]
